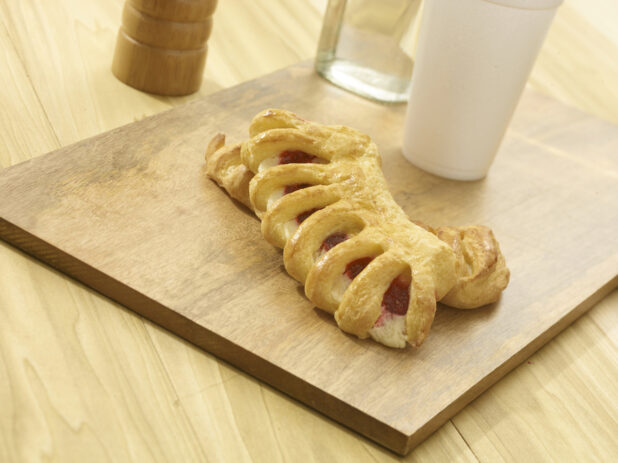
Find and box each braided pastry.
[205,109,509,348]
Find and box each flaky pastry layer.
[205,109,509,348]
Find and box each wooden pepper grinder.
[112,0,217,96]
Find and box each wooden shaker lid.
[129,0,218,22]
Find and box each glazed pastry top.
[205,109,509,348]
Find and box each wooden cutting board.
[1,62,616,455]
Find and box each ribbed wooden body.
[112,0,217,95]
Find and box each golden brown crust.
[437,225,510,308]
[204,133,252,208]
[204,109,510,348]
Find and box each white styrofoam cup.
[402,0,563,180]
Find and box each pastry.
[205,109,509,348]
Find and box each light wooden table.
[1,1,616,461]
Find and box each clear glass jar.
[315,0,423,103]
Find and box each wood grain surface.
[1,0,617,461]
[1,61,617,455]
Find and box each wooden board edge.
[0,218,411,455]
[403,268,618,454]
[0,62,314,180]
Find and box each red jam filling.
[381,273,411,316]
[283,183,311,195]
[320,233,349,252]
[344,257,374,280]
[279,150,317,165]
[296,208,320,224]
